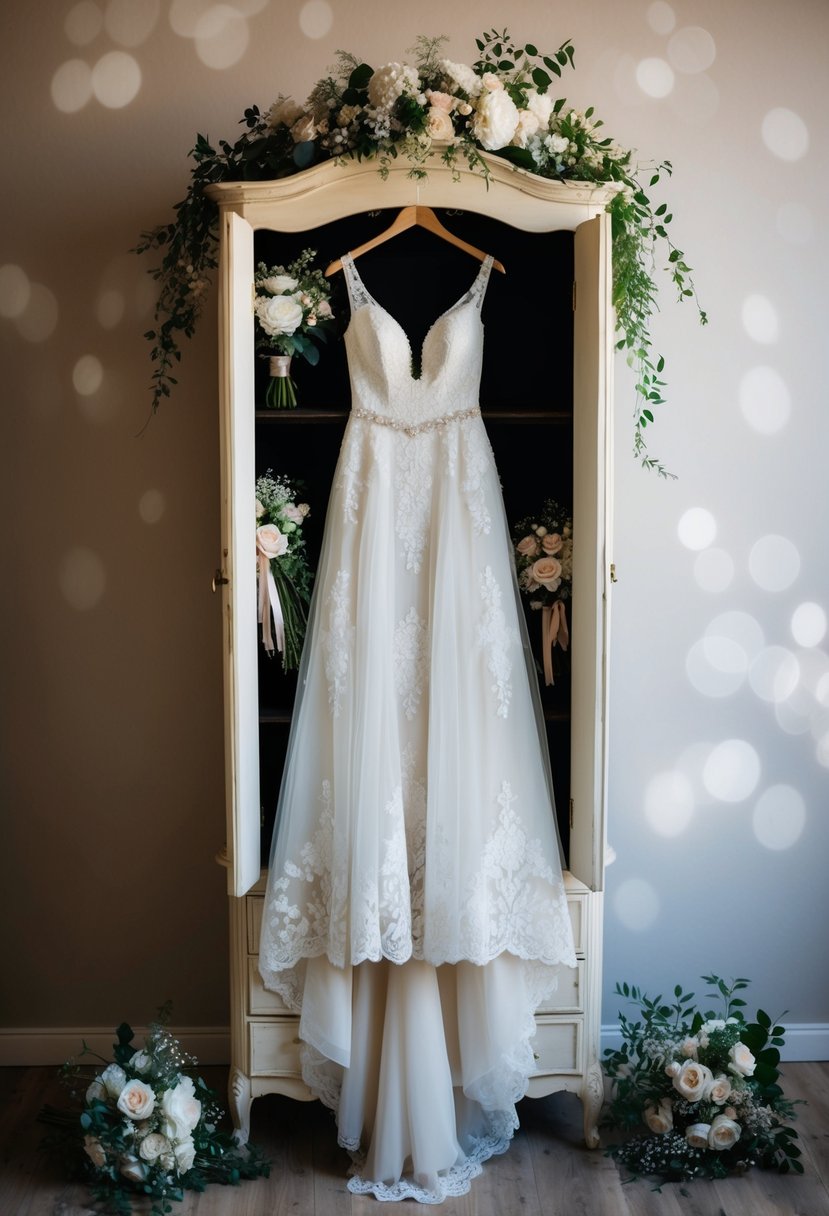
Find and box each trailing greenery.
[136,29,706,474]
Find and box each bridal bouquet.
[39,1011,268,1216]
[512,499,572,685]
[602,975,802,1184]
[255,470,313,669]
[254,250,335,407]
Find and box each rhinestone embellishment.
[353,405,481,437]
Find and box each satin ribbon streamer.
[541,601,569,686]
[258,553,285,656]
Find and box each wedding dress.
[259,250,576,1202]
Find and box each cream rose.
[680,1036,700,1060]
[119,1154,149,1183]
[139,1132,171,1162]
[426,89,454,112]
[100,1063,127,1099]
[664,1060,682,1078]
[728,1042,756,1077]
[516,534,540,557]
[531,556,563,591]
[174,1136,196,1173]
[256,523,288,560]
[541,532,563,555]
[706,1074,732,1105]
[86,1078,108,1103]
[685,1122,711,1150]
[283,504,305,525]
[117,1079,156,1121]
[255,499,266,518]
[129,1049,152,1074]
[672,1060,714,1102]
[525,88,554,127]
[291,114,316,144]
[511,110,540,148]
[481,72,503,90]
[160,1076,202,1142]
[255,294,303,337]
[83,1135,107,1167]
[426,107,455,142]
[708,1114,741,1150]
[471,89,519,150]
[643,1098,673,1134]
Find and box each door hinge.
[572,280,577,311]
[610,562,618,584]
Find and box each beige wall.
[2,1,828,1041]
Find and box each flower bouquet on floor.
[255,470,313,670]
[511,499,573,685]
[38,1007,268,1216]
[602,975,802,1185]
[254,248,335,407]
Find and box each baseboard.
[601,1022,829,1063]
[0,1027,231,1068]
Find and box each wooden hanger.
[325,206,505,275]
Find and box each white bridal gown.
[259,251,576,1202]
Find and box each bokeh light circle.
[791,603,827,648]
[702,739,760,802]
[15,284,59,342]
[0,265,32,318]
[693,548,734,593]
[614,878,660,931]
[72,354,104,396]
[753,785,806,851]
[139,489,166,524]
[65,1,103,45]
[749,646,800,703]
[299,0,333,38]
[59,547,107,610]
[105,0,160,46]
[636,58,675,98]
[51,59,94,112]
[739,366,791,434]
[92,51,142,107]
[678,506,717,550]
[644,771,694,836]
[741,294,779,344]
[647,2,676,34]
[195,5,249,68]
[667,26,716,74]
[748,534,800,592]
[761,108,809,162]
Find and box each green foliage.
[136,31,706,476]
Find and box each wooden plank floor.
[1,1064,826,1215]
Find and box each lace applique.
[396,434,433,573]
[322,571,352,716]
[394,607,429,719]
[262,780,347,970]
[477,566,515,718]
[461,782,576,967]
[461,424,492,535]
[335,428,365,525]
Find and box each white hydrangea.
[438,58,482,97]
[544,132,570,157]
[367,62,419,110]
[471,89,519,151]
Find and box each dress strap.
[341,253,372,310]
[469,254,495,311]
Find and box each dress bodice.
[341,252,493,426]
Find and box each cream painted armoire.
[208,153,613,1147]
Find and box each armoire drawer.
[247,957,294,1015]
[530,1017,582,1075]
[535,959,583,1013]
[249,1020,303,1077]
[248,893,587,958]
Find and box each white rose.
[139,1132,171,1162]
[426,107,455,142]
[708,1114,742,1150]
[119,1153,149,1183]
[173,1136,196,1173]
[727,1042,756,1077]
[706,1074,733,1105]
[255,499,266,518]
[643,1098,673,1134]
[685,1122,711,1150]
[83,1135,107,1168]
[438,58,482,97]
[86,1079,108,1103]
[531,556,563,591]
[297,502,310,517]
[255,294,303,337]
[481,72,503,90]
[701,1019,726,1033]
[525,88,554,127]
[117,1079,156,1121]
[160,1077,202,1142]
[259,274,298,295]
[283,504,305,525]
[472,89,520,150]
[511,110,540,148]
[265,97,302,129]
[664,1060,681,1078]
[100,1063,127,1099]
[545,132,569,157]
[680,1036,699,1060]
[257,523,288,560]
[129,1050,152,1074]
[672,1060,714,1102]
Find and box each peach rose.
[426,107,455,141]
[685,1122,711,1150]
[643,1098,673,1134]
[541,532,563,555]
[706,1074,732,1105]
[256,523,288,560]
[516,534,540,557]
[531,557,563,591]
[708,1114,741,1150]
[117,1079,156,1121]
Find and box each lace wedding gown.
[259,251,576,1202]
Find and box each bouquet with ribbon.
[254,249,335,407]
[255,471,313,670]
[512,499,572,685]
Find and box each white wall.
[1,0,826,1046]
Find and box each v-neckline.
[344,254,491,382]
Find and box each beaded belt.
[352,405,481,437]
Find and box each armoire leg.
[228,1066,253,1145]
